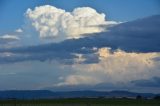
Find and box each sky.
[0,0,160,93]
[0,0,160,34]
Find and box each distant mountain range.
[0,90,159,99]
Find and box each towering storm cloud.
[25,5,114,42]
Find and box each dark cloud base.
[0,15,160,64]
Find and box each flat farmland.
[0,98,160,106]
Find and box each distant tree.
[154,96,160,100]
[122,97,128,99]
[136,95,142,99]
[98,96,105,99]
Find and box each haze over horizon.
[0,0,160,93]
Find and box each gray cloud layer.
[0,15,160,64]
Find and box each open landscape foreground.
[0,98,160,106]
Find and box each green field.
[0,98,160,106]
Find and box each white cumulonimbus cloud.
[56,48,160,86]
[25,5,116,42]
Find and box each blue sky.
[0,0,160,92]
[0,0,160,34]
